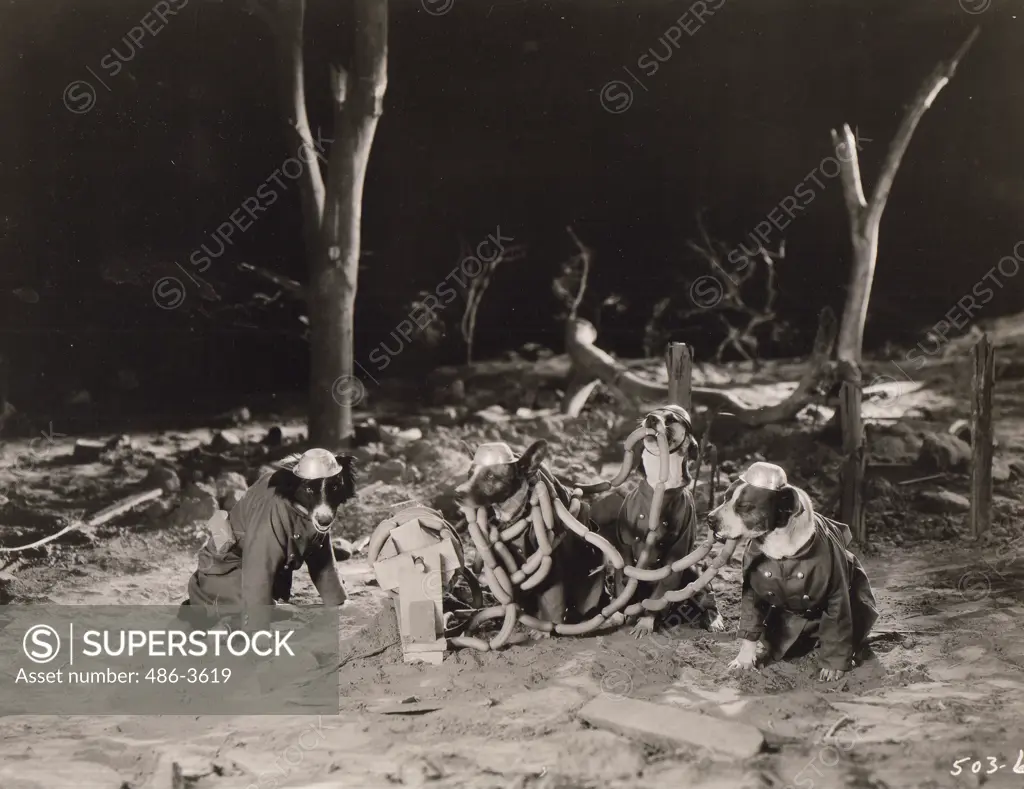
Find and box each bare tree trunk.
[832,28,978,366]
[274,0,387,448]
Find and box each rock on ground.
[171,481,218,526]
[209,431,242,452]
[144,463,181,494]
[367,458,406,484]
[917,432,971,473]
[213,471,249,504]
[916,489,971,514]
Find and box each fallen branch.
[238,262,307,302]
[0,488,163,554]
[563,308,837,424]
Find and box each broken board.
[392,597,445,665]
[371,520,463,666]
[577,695,765,760]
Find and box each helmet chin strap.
[643,434,688,456]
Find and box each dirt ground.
[3,322,1024,788]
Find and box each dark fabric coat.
[738,513,878,671]
[181,473,346,630]
[589,479,717,626]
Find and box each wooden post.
[839,363,866,545]
[970,334,995,540]
[666,343,693,410]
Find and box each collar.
[744,526,821,572]
[640,449,686,489]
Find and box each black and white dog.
[180,448,355,630]
[706,462,877,681]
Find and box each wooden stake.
[666,343,693,410]
[970,333,995,540]
[839,365,866,545]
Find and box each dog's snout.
[705,511,724,540]
[643,414,661,429]
[315,513,333,526]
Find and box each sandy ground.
[2,330,1024,788]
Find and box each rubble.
[916,432,971,473]
[916,489,971,514]
[72,439,106,463]
[209,431,242,452]
[367,458,406,484]
[352,419,382,446]
[213,471,249,504]
[144,464,182,494]
[170,482,218,526]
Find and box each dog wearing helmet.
[589,405,727,638]
[179,448,356,631]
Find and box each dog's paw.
[818,668,846,682]
[728,654,758,671]
[729,639,761,671]
[630,615,656,639]
[705,611,728,633]
[529,629,553,640]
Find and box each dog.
[706,461,878,681]
[455,440,605,627]
[179,448,356,631]
[590,405,727,638]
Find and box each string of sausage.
[449,423,740,651]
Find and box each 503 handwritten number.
[950,751,1024,776]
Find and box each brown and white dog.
[455,440,605,627]
[591,405,726,637]
[706,462,878,681]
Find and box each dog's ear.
[518,440,548,478]
[773,485,802,527]
[268,467,297,495]
[334,453,357,483]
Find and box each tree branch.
[865,27,979,232]
[831,124,868,225]
[275,0,326,240]
[565,226,591,321]
[238,262,307,301]
[564,308,838,425]
[833,27,978,365]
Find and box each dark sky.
[0,0,1021,412]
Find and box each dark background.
[0,0,1020,417]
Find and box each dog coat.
[738,513,878,671]
[181,472,346,629]
[590,479,717,625]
